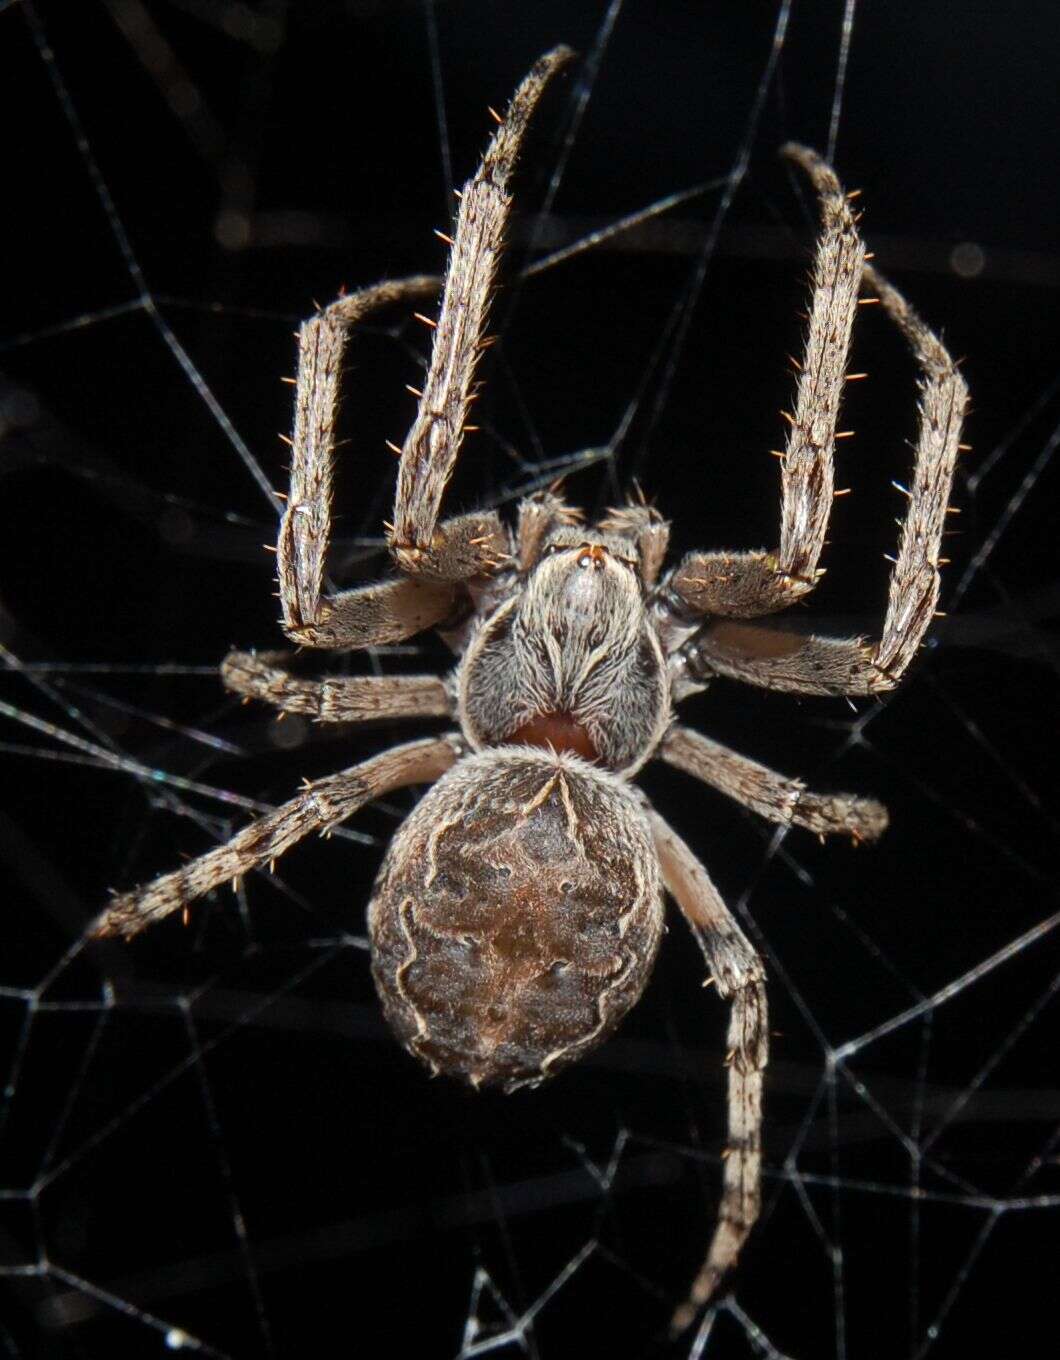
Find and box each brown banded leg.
[649,812,768,1333]
[280,276,449,648]
[680,619,878,696]
[682,256,968,696]
[663,143,865,621]
[661,724,888,843]
[388,47,574,579]
[90,736,460,939]
[221,650,451,723]
[862,261,968,685]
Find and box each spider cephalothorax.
[459,508,671,773]
[91,47,967,1333]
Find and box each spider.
[90,47,968,1333]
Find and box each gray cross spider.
[91,48,968,1333]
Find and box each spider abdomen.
[368,747,663,1091]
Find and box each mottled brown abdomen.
[369,748,663,1091]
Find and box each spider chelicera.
[91,48,968,1331]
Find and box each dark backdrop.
[1,3,1057,1357]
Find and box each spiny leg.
[864,261,968,683]
[89,736,459,939]
[680,618,878,696]
[664,142,865,620]
[221,651,451,723]
[649,812,768,1334]
[661,724,888,842]
[388,46,574,579]
[279,276,482,648]
[683,255,968,695]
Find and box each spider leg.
[221,651,451,723]
[663,143,864,620]
[89,736,459,939]
[649,812,768,1334]
[388,46,574,580]
[279,51,572,646]
[682,257,968,695]
[862,261,969,684]
[661,724,888,842]
[280,276,475,648]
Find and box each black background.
[1,2,1057,1357]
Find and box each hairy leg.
[682,253,968,695]
[388,47,574,578]
[221,650,451,723]
[863,261,968,683]
[90,736,460,939]
[663,143,864,620]
[280,278,455,647]
[649,812,768,1334]
[661,724,888,842]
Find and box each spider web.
[1,2,1057,1356]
